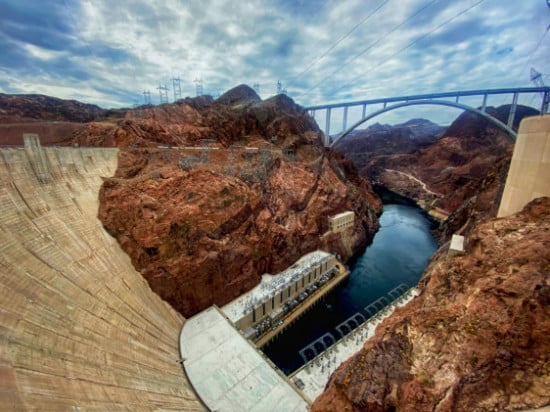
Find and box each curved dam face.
[0,145,203,410]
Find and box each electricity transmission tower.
[531,67,549,112]
[531,67,545,88]
[172,78,182,101]
[276,80,287,95]
[193,78,203,96]
[157,85,169,104]
[143,91,151,105]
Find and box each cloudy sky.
[1,0,549,120]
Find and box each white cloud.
[0,0,547,120]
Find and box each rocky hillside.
[336,118,445,169]
[0,93,127,146]
[313,196,550,412]
[0,93,112,123]
[358,105,538,218]
[97,85,382,317]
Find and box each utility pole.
[172,78,182,101]
[157,84,169,104]
[143,90,151,105]
[193,78,203,96]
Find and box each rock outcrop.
[97,85,382,317]
[0,93,109,123]
[357,106,538,217]
[336,118,445,168]
[313,197,550,412]
[0,93,127,146]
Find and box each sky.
[0,0,549,126]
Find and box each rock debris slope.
[0,147,203,411]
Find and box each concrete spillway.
[0,145,203,410]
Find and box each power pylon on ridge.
[143,90,152,105]
[531,67,549,113]
[193,78,203,96]
[157,85,169,104]
[172,78,182,101]
[276,80,287,95]
[531,67,545,88]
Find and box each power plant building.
[222,251,338,340]
[328,211,355,232]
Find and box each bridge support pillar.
[325,108,331,147]
[507,92,519,128]
[481,94,488,112]
[342,107,348,131]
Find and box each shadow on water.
[262,200,439,375]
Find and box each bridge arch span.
[330,100,517,148]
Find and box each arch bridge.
[305,86,550,147]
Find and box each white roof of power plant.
[330,211,354,220]
[221,250,332,323]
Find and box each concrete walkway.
[180,306,309,411]
[291,288,420,401]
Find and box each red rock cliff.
[97,85,382,316]
[359,106,538,217]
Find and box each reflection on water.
[263,204,438,374]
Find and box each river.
[262,203,439,375]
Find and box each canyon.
[337,106,538,221]
[1,88,548,411]
[312,196,550,412]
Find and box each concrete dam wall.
[0,145,203,410]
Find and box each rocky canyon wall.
[353,106,538,219]
[96,86,382,316]
[313,197,550,412]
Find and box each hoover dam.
[0,142,204,410]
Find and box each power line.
[308,0,487,100]
[297,0,441,98]
[286,0,391,88]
